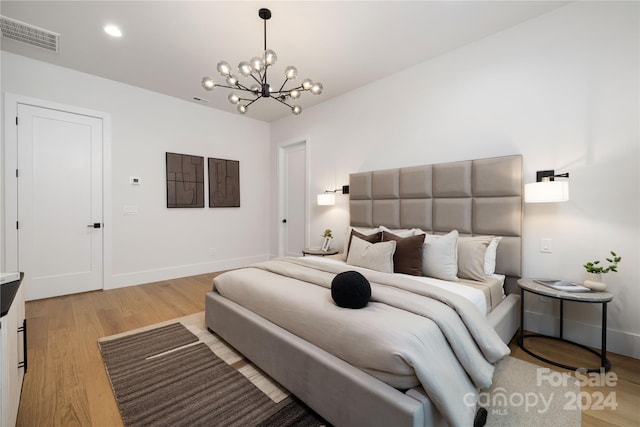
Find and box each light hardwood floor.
[16,274,640,426]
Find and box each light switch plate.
[123,205,138,215]
[540,238,552,253]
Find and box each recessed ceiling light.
[104,24,122,38]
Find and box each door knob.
[282,219,287,224]
[87,223,102,228]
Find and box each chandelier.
[201,8,323,116]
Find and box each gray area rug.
[99,313,580,427]
[483,356,581,426]
[99,322,325,427]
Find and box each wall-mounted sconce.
[524,170,569,203]
[317,185,349,206]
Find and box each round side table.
[301,248,339,257]
[518,278,613,372]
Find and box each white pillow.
[422,230,459,281]
[340,226,380,260]
[346,236,396,274]
[379,225,416,238]
[484,236,502,275]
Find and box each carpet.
[99,312,580,427]
[482,356,581,426]
[99,313,325,427]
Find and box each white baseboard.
[524,310,639,360]
[108,254,270,289]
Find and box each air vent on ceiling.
[0,15,59,52]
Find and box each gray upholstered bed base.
[205,291,520,427]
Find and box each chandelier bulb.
[228,93,240,105]
[264,49,277,66]
[250,84,260,93]
[238,105,247,114]
[217,61,232,77]
[238,61,253,77]
[201,77,215,91]
[292,105,302,115]
[310,82,323,95]
[302,78,313,90]
[284,66,298,80]
[289,89,300,99]
[250,56,265,73]
[226,75,239,86]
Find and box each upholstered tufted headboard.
[349,155,522,285]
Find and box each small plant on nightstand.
[583,251,621,274]
[582,251,621,291]
[322,229,333,239]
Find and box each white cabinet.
[1,279,26,427]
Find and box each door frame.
[276,138,310,257]
[2,93,112,290]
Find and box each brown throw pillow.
[382,231,425,276]
[346,230,382,258]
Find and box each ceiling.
[0,1,569,122]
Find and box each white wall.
[270,2,639,358]
[2,52,271,290]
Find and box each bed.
[205,155,523,427]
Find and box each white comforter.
[213,257,510,427]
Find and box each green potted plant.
[583,251,621,291]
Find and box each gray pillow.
[458,236,492,281]
[340,227,381,260]
[346,236,396,274]
[422,230,459,281]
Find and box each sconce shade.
[524,181,569,203]
[317,193,336,206]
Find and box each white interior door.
[17,104,103,300]
[282,142,307,257]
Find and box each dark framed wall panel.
[208,158,240,208]
[166,152,205,208]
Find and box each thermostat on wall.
[130,176,141,185]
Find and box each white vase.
[584,272,607,291]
